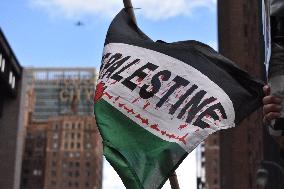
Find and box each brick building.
[44,115,102,189]
[21,122,47,189]
[20,68,103,189]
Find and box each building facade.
[44,115,102,189]
[21,68,103,189]
[21,122,47,189]
[26,68,96,121]
[0,28,26,189]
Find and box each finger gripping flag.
[94,9,264,189]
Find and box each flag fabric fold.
[94,9,264,189]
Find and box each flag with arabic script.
[94,9,264,189]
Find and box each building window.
[52,161,57,167]
[9,71,13,85]
[62,171,68,177]
[51,170,56,176]
[0,54,2,68]
[85,182,90,187]
[71,142,74,149]
[64,152,69,157]
[71,133,75,139]
[86,123,92,129]
[75,171,80,177]
[33,169,42,176]
[12,75,15,89]
[62,180,68,187]
[86,143,92,149]
[62,163,67,168]
[65,123,69,129]
[36,140,43,148]
[69,152,74,158]
[75,182,79,187]
[214,178,218,184]
[51,180,56,186]
[75,152,80,158]
[65,133,69,139]
[64,142,68,149]
[68,181,72,187]
[53,143,59,149]
[85,133,91,139]
[53,133,59,139]
[77,133,81,139]
[77,143,81,149]
[1,57,5,73]
[86,162,91,167]
[53,124,59,130]
[75,162,80,167]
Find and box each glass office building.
[26,68,97,121]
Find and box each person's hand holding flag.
[263,85,282,124]
[263,85,284,153]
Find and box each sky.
[0,0,217,188]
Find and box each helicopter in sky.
[75,21,84,26]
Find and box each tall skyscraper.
[203,1,284,189]
[21,68,103,189]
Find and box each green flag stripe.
[94,99,188,189]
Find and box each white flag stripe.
[100,43,235,152]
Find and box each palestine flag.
[94,9,264,189]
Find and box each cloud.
[134,0,216,20]
[28,0,216,20]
